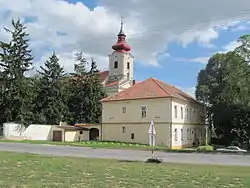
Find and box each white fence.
[3,123,54,140]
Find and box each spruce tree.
[84,58,106,123]
[36,52,67,125]
[65,53,106,124]
[0,18,35,127]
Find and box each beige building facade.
[101,78,207,149]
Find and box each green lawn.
[0,139,168,150]
[0,152,249,188]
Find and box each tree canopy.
[195,38,250,147]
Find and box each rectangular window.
[127,62,130,69]
[122,107,126,113]
[190,128,192,140]
[193,109,196,122]
[174,105,178,118]
[181,107,183,119]
[187,128,190,140]
[185,108,188,120]
[174,128,178,141]
[141,106,147,118]
[181,129,183,141]
[189,108,192,120]
[114,61,118,68]
[131,133,135,139]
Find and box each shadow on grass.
[145,158,163,164]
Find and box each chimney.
[132,79,136,85]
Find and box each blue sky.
[135,22,249,88]
[1,0,249,96]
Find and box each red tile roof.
[106,81,118,87]
[97,71,109,82]
[100,77,198,103]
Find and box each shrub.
[196,145,214,152]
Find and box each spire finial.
[118,16,125,36]
[121,16,124,27]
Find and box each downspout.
[100,103,103,141]
[169,97,173,149]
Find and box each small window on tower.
[127,72,130,79]
[114,61,118,68]
[127,62,130,69]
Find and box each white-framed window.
[181,107,183,119]
[187,128,189,140]
[174,128,178,141]
[181,129,183,141]
[122,126,126,133]
[141,106,147,118]
[122,107,126,113]
[185,108,188,120]
[174,105,178,118]
[193,109,197,122]
[189,108,192,120]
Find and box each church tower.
[107,19,134,89]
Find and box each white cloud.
[0,0,250,71]
[176,28,219,48]
[221,41,241,53]
[174,40,241,64]
[175,57,210,64]
[231,25,249,32]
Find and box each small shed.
[74,124,101,141]
[52,125,89,142]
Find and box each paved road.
[0,142,250,166]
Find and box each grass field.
[0,152,249,188]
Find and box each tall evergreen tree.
[65,53,106,124]
[0,18,35,127]
[83,58,106,123]
[36,52,67,125]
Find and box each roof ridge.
[152,78,195,100]
[151,78,172,96]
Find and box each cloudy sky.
[0,0,250,96]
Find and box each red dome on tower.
[112,19,131,52]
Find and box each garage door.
[53,131,62,141]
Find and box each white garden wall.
[3,123,54,140]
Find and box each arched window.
[122,126,126,133]
[114,61,118,68]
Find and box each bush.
[196,145,214,152]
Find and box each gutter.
[100,104,103,141]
